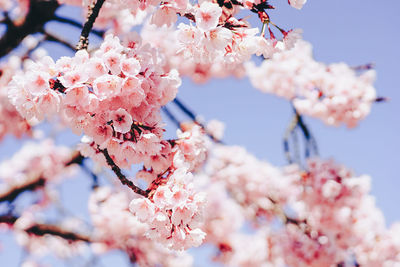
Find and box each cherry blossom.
[246,40,377,127]
[195,2,222,32]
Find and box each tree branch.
[173,98,197,122]
[162,106,181,129]
[0,214,91,242]
[0,152,83,204]
[283,106,318,165]
[100,148,149,198]
[25,224,91,242]
[0,177,46,203]
[76,0,106,51]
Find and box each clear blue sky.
[1,0,400,266]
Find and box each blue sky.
[1,0,400,266]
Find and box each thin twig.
[375,96,388,102]
[294,108,318,157]
[45,32,76,51]
[283,106,318,165]
[76,0,106,51]
[283,115,298,164]
[100,148,148,197]
[173,98,197,121]
[53,15,105,37]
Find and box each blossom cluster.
[141,2,303,83]
[88,186,193,265]
[9,33,180,169]
[0,56,31,141]
[193,145,291,266]
[285,158,392,266]
[205,145,298,221]
[195,144,400,266]
[60,0,307,34]
[62,0,303,83]
[246,40,377,127]
[129,168,206,251]
[129,125,208,251]
[59,0,154,34]
[7,31,213,251]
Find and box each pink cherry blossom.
[110,108,133,133]
[195,2,222,32]
[120,57,141,77]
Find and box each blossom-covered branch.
[0,144,82,204]
[0,214,91,242]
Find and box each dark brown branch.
[0,12,13,26]
[0,215,90,242]
[0,152,83,204]
[25,224,91,242]
[0,214,18,225]
[66,151,85,166]
[100,148,149,197]
[76,0,106,51]
[0,177,46,203]
[0,0,59,59]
